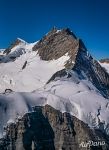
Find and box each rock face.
[0,105,109,150]
[32,28,81,68]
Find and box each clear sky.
[0,0,109,59]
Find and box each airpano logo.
[79,140,105,148]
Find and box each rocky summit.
[33,27,109,98]
[0,27,109,150]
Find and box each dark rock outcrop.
[22,61,28,70]
[0,105,109,150]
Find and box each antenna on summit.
[52,26,57,31]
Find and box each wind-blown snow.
[17,38,26,43]
[0,41,109,137]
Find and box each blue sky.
[0,0,109,59]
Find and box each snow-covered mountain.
[0,28,109,139]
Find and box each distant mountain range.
[0,27,109,150]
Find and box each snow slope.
[0,39,109,137]
[0,42,69,92]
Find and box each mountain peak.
[3,38,26,55]
[32,27,79,62]
[33,27,109,98]
[46,27,77,39]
